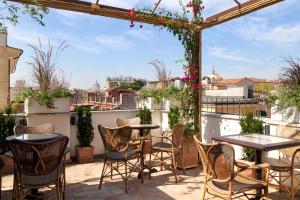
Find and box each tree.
[0,0,49,33]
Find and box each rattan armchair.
[13,123,54,135]
[264,125,300,200]
[98,125,143,193]
[116,117,141,147]
[8,136,69,200]
[196,141,269,200]
[149,124,185,183]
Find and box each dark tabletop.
[130,124,160,130]
[6,132,64,142]
[212,134,300,151]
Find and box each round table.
[130,124,160,137]
[6,132,64,142]
[129,124,160,181]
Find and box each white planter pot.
[271,105,300,123]
[25,98,70,114]
[138,98,163,110]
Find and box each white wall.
[204,86,247,98]
[70,110,162,157]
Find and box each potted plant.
[136,107,152,153]
[76,106,94,163]
[0,104,16,173]
[11,40,72,114]
[239,112,263,177]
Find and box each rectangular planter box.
[176,136,198,169]
[0,155,14,174]
[25,98,70,114]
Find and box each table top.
[130,124,160,130]
[6,132,64,142]
[212,134,300,151]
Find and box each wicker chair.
[98,125,143,193]
[149,124,185,183]
[13,123,54,135]
[0,157,4,200]
[264,125,300,200]
[116,117,141,147]
[198,142,269,200]
[8,136,69,200]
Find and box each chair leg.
[160,152,163,171]
[125,161,128,193]
[110,162,113,180]
[200,187,207,200]
[56,182,61,200]
[148,151,152,180]
[171,153,178,183]
[264,186,269,200]
[99,159,107,190]
[279,171,282,193]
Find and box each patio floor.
[1,159,290,200]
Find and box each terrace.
[1,0,300,199]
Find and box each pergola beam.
[7,0,198,30]
[202,0,283,30]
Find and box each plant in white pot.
[12,40,72,113]
[76,106,94,163]
[267,57,300,123]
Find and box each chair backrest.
[13,123,54,135]
[207,143,234,181]
[276,125,300,158]
[98,125,132,152]
[116,117,141,139]
[8,136,68,176]
[193,135,217,177]
[171,124,185,149]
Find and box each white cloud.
[234,17,300,46]
[208,46,257,63]
[126,29,153,41]
[96,35,131,49]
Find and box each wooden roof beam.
[6,0,198,30]
[202,0,284,30]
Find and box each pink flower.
[127,8,135,16]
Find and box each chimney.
[0,32,7,46]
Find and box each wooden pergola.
[7,0,284,136]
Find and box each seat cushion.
[106,150,139,160]
[263,157,291,170]
[20,162,64,187]
[207,175,266,196]
[152,142,175,152]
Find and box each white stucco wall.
[204,86,247,98]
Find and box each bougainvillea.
[127,0,205,135]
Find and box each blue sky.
[7,0,300,89]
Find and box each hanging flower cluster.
[186,0,205,15]
[126,8,144,28]
[182,65,203,91]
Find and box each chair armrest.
[235,160,251,169]
[246,163,270,170]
